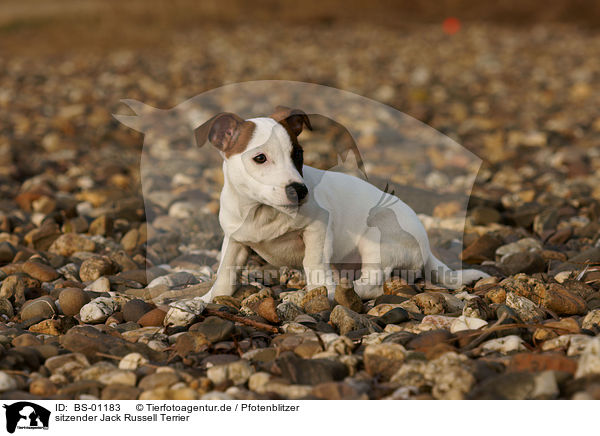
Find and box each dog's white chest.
[247,230,305,268]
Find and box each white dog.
[195,107,488,302]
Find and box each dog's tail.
[425,254,489,290]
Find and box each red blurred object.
[442,17,461,35]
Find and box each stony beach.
[1,14,600,400]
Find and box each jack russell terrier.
[195,106,489,302]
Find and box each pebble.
[470,207,501,225]
[30,377,58,396]
[0,274,41,306]
[276,352,348,385]
[122,299,154,322]
[138,308,167,326]
[575,337,600,379]
[79,256,116,282]
[461,234,503,263]
[207,360,254,385]
[12,333,42,347]
[174,332,210,355]
[85,276,111,292]
[80,297,118,323]
[301,287,331,314]
[413,292,447,315]
[329,305,377,335]
[118,353,148,370]
[59,288,91,316]
[255,297,280,323]
[0,371,18,392]
[378,307,410,325]
[21,296,57,321]
[450,316,488,333]
[45,353,90,376]
[49,233,96,257]
[0,241,16,263]
[496,238,542,259]
[480,335,527,355]
[189,316,234,343]
[0,297,14,318]
[276,302,304,322]
[501,251,546,275]
[138,372,180,390]
[22,260,59,282]
[97,370,137,386]
[506,292,545,323]
[363,343,406,380]
[582,309,600,330]
[419,315,454,331]
[334,282,363,313]
[163,297,206,327]
[468,371,558,400]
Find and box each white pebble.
[80,297,118,323]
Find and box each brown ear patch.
[270,106,312,137]
[195,113,255,157]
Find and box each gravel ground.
[1,21,600,400]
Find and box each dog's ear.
[270,106,312,137]
[195,112,245,152]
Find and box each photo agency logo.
[3,402,50,433]
[114,80,487,307]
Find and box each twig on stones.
[460,316,580,352]
[460,312,508,351]
[204,308,279,333]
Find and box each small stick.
[460,317,578,352]
[204,308,279,334]
[460,312,508,351]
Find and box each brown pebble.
[22,260,59,282]
[21,296,56,321]
[59,288,91,316]
[12,333,42,347]
[413,292,447,315]
[334,282,363,313]
[255,297,280,323]
[122,299,154,323]
[138,308,167,326]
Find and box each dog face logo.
[3,402,50,433]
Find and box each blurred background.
[1,0,600,263]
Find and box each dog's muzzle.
[285,182,308,203]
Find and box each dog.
[195,106,489,302]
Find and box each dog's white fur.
[200,115,488,302]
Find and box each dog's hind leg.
[425,254,489,290]
[352,237,387,299]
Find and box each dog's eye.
[253,154,267,164]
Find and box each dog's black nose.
[286,182,308,202]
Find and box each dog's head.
[195,106,312,212]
